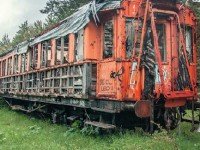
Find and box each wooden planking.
[0,62,97,99]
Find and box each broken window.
[56,38,62,65]
[126,18,135,58]
[25,53,28,72]
[103,20,113,59]
[42,41,51,67]
[7,59,9,75]
[47,41,52,66]
[8,57,12,75]
[185,26,193,63]
[74,33,78,62]
[64,36,69,63]
[156,24,166,62]
[34,46,38,68]
[30,48,34,70]
[42,43,46,67]
[7,57,12,75]
[74,30,84,62]
[132,19,143,58]
[56,36,69,65]
[2,60,6,76]
[30,46,38,69]
[21,54,25,72]
[14,55,18,74]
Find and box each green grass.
[0,103,200,150]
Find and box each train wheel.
[164,108,181,130]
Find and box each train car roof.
[0,0,121,58]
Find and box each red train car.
[0,0,198,131]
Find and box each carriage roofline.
[0,0,193,58]
[0,1,121,58]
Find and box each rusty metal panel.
[97,61,117,98]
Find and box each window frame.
[185,26,194,63]
[102,19,114,60]
[156,23,167,62]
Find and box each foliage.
[0,105,200,150]
[190,2,200,40]
[12,20,44,46]
[190,1,200,83]
[40,0,91,23]
[0,34,12,54]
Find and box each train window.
[42,43,46,67]
[2,60,6,76]
[14,55,18,73]
[74,30,84,62]
[7,57,12,75]
[64,36,69,63]
[25,54,28,72]
[185,26,193,63]
[7,59,9,75]
[30,48,34,70]
[42,41,51,67]
[103,20,113,59]
[47,41,52,66]
[125,19,142,58]
[74,33,78,61]
[21,54,25,72]
[34,46,38,68]
[156,24,166,62]
[126,19,135,58]
[56,36,69,64]
[30,46,38,69]
[56,38,62,65]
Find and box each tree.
[40,0,91,23]
[44,15,58,29]
[189,1,200,83]
[12,21,32,46]
[32,20,45,36]
[0,34,11,47]
[0,34,11,54]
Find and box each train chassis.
[2,95,195,133]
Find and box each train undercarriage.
[2,95,199,133]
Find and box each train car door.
[96,19,119,100]
[155,14,195,100]
[154,20,172,94]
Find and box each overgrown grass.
[0,102,200,150]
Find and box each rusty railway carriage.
[0,0,198,131]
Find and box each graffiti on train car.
[99,79,114,92]
[98,61,116,95]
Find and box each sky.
[0,0,48,39]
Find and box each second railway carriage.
[0,0,198,131]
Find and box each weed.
[0,106,199,150]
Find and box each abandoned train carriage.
[0,0,198,130]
